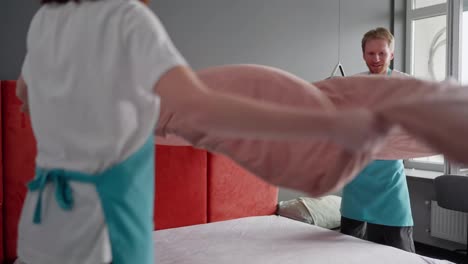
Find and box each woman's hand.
[17,75,30,114]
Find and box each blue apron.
[341,69,413,227]
[340,160,413,227]
[28,137,155,264]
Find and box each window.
[453,8,468,175]
[405,1,467,174]
[412,14,447,81]
[463,11,468,85]
[412,0,447,10]
[405,2,447,171]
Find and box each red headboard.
[208,154,277,222]
[0,81,4,262]
[0,80,277,263]
[153,145,207,230]
[2,81,36,263]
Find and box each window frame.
[404,0,465,174]
[405,2,447,79]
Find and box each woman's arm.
[16,75,30,114]
[154,66,387,152]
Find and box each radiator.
[430,201,467,244]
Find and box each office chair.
[434,175,468,263]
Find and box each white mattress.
[153,216,453,264]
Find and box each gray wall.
[150,0,394,81]
[152,0,337,80]
[0,0,398,80]
[0,0,41,80]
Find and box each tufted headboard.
[0,81,278,263]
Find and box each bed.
[153,215,452,264]
[0,80,453,264]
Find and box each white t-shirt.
[18,1,186,263]
[356,69,409,77]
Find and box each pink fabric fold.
[155,64,468,196]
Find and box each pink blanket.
[155,64,468,196]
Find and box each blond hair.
[361,27,394,53]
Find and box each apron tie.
[28,169,94,224]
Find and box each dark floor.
[416,242,467,264]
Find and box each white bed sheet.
[154,216,453,264]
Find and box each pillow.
[277,195,342,230]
